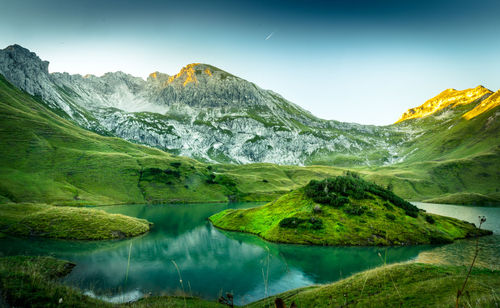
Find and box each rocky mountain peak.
[147,71,170,84]
[395,86,493,123]
[0,44,51,96]
[165,63,232,87]
[166,63,206,86]
[463,89,500,120]
[2,44,49,72]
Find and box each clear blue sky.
[1,0,499,125]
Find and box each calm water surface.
[0,202,498,305]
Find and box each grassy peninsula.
[210,175,492,246]
[0,203,151,240]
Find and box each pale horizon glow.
[1,0,499,125]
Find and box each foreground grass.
[0,203,151,240]
[1,256,498,307]
[210,177,492,246]
[245,262,500,308]
[0,256,223,308]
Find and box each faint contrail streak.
[265,32,274,40]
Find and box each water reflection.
[415,235,500,270]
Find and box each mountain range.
[0,44,498,205]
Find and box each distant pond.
[0,202,498,305]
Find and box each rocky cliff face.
[0,45,405,165]
[1,44,497,166]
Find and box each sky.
[1,0,499,125]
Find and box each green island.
[210,175,492,246]
[0,203,151,240]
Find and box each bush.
[425,215,436,224]
[343,204,367,216]
[383,202,394,211]
[141,168,181,183]
[279,217,323,230]
[206,173,216,184]
[406,210,419,218]
[343,170,361,179]
[262,179,268,183]
[279,217,299,228]
[164,169,181,177]
[313,205,322,214]
[170,162,182,168]
[385,213,396,220]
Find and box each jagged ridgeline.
[210,174,491,246]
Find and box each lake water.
[0,202,498,305]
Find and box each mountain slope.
[0,73,351,205]
[0,45,402,166]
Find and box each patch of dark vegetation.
[279,217,323,230]
[383,202,394,211]
[385,213,396,221]
[141,167,181,183]
[206,173,216,184]
[305,175,419,217]
[429,234,453,244]
[343,204,368,216]
[169,161,182,168]
[425,215,436,224]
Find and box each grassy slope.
[0,256,224,308]
[374,99,500,203]
[245,263,500,308]
[0,203,151,240]
[0,74,498,206]
[0,74,345,205]
[210,179,491,246]
[358,150,500,203]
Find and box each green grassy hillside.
[210,176,491,246]
[0,74,498,206]
[245,263,500,308]
[379,89,500,203]
[0,203,151,240]
[0,74,344,205]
